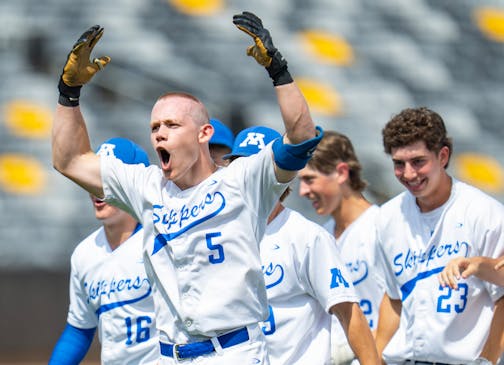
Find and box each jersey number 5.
[206,232,225,264]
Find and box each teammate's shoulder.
[115,227,145,254]
[286,209,336,240]
[71,226,109,258]
[378,191,409,212]
[283,207,318,226]
[454,179,504,207]
[362,204,380,219]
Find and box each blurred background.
[1,0,504,363]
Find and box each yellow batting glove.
[233,11,292,86]
[58,25,111,106]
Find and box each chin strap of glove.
[58,25,111,107]
[233,11,293,86]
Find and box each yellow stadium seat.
[0,154,46,195]
[295,77,343,117]
[4,100,52,139]
[454,152,504,194]
[299,30,355,66]
[474,7,504,42]
[168,0,223,16]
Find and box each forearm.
[345,303,380,365]
[375,294,401,361]
[472,256,504,286]
[480,296,504,364]
[52,104,92,174]
[51,104,103,196]
[332,302,380,365]
[275,82,315,145]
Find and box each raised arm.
[233,11,322,182]
[52,25,111,198]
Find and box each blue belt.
[160,327,249,360]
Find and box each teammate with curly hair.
[375,107,504,365]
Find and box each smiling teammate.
[298,130,385,365]
[225,126,380,365]
[374,107,504,365]
[51,12,322,364]
[49,138,158,365]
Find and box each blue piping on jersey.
[132,223,142,236]
[400,266,444,301]
[95,286,152,317]
[152,200,226,255]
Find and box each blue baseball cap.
[96,137,150,166]
[223,126,282,160]
[209,118,234,150]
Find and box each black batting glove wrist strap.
[58,78,81,107]
[266,52,293,86]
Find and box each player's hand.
[438,257,475,290]
[233,11,293,86]
[495,258,504,270]
[61,25,110,86]
[233,11,276,67]
[58,25,111,106]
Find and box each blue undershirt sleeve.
[48,323,96,365]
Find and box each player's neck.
[267,202,285,224]
[173,156,218,190]
[104,219,138,251]
[416,174,452,213]
[331,193,371,239]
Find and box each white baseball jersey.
[324,206,385,341]
[101,143,288,348]
[67,226,158,365]
[376,179,504,363]
[260,207,359,365]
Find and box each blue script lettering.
[393,241,469,276]
[86,276,151,304]
[345,260,369,286]
[262,262,284,289]
[153,192,225,231]
[151,192,226,254]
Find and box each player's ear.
[438,145,450,169]
[335,162,350,183]
[199,123,214,143]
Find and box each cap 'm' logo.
[239,132,266,150]
[96,143,116,157]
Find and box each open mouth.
[158,148,171,167]
[91,196,106,207]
